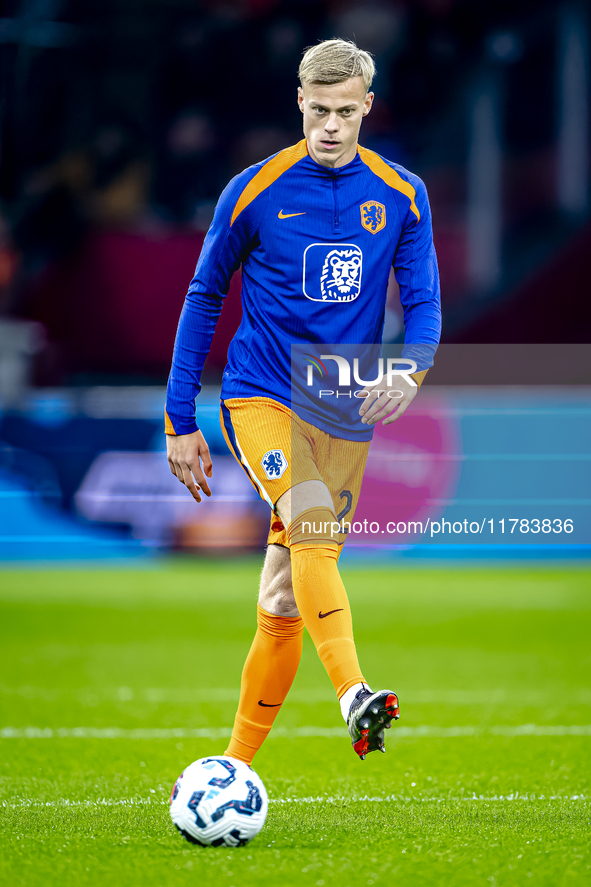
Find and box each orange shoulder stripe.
[357,146,420,223]
[230,140,308,226]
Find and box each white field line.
[1,793,587,810]
[3,686,591,706]
[2,725,591,740]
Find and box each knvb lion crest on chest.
[360,200,386,234]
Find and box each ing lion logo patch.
[360,200,386,234]
[302,243,363,303]
[320,246,362,302]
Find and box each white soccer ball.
[169,756,268,847]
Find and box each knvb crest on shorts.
[360,200,386,234]
[303,243,362,303]
[261,449,288,480]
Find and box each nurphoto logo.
[304,354,417,399]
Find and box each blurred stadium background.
[0,0,589,561]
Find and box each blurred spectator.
[87,125,152,228]
[330,1,407,100]
[0,210,20,316]
[11,150,91,280]
[233,126,296,173]
[152,109,227,224]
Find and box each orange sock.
[224,604,304,765]
[289,507,365,699]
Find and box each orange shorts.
[220,397,370,549]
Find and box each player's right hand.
[166,429,212,504]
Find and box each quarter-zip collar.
[299,142,365,178]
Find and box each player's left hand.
[358,373,419,426]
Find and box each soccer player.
[165,39,441,764]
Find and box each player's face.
[298,77,373,169]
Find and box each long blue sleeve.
[165,291,223,434]
[396,176,442,372]
[165,167,257,435]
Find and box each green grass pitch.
[1,559,590,886]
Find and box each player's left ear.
[362,91,374,117]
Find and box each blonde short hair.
[298,39,376,94]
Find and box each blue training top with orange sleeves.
[165,139,441,441]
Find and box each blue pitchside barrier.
[0,386,589,562]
